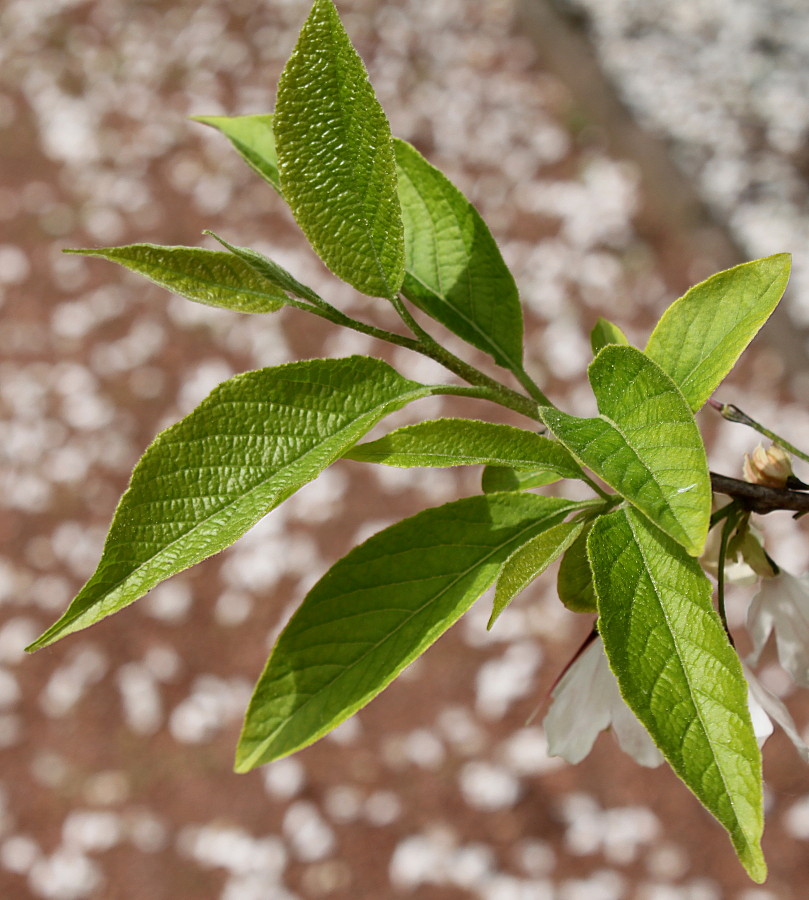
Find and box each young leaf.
[345,418,582,478]
[540,345,711,556]
[590,317,629,354]
[645,254,791,411]
[27,357,434,652]
[394,138,524,371]
[67,244,287,313]
[557,522,597,613]
[274,0,404,299]
[589,507,766,882]
[489,519,584,627]
[236,493,583,770]
[206,232,322,305]
[193,115,281,194]
[481,466,565,493]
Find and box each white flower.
[744,664,809,761]
[748,571,809,688]
[543,636,663,768]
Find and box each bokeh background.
[3,0,809,897]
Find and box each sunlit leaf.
[590,507,766,882]
[28,357,434,651]
[274,0,404,298]
[646,254,791,410]
[540,345,711,556]
[236,493,584,769]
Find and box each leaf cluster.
[29,0,795,882]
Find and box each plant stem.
[710,472,809,514]
[716,505,740,644]
[283,296,424,354]
[711,400,809,466]
[514,364,551,407]
[389,296,546,420]
[431,385,541,421]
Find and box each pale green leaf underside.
[646,254,791,411]
[27,357,433,652]
[589,508,765,882]
[557,522,597,613]
[540,345,711,556]
[590,316,629,354]
[489,519,584,627]
[193,114,281,194]
[67,244,287,313]
[481,466,563,493]
[236,494,583,770]
[394,138,523,370]
[274,0,404,299]
[345,418,582,478]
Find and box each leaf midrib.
[624,510,755,858]
[38,383,432,644]
[242,500,581,766]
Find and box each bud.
[743,443,793,489]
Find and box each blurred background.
[3,0,809,897]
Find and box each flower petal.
[744,664,809,762]
[748,572,809,687]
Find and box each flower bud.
[743,443,793,489]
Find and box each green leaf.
[481,466,565,493]
[193,114,281,194]
[589,507,765,882]
[590,317,629,354]
[67,244,287,313]
[645,254,791,411]
[394,138,524,371]
[206,232,322,305]
[557,521,597,613]
[345,418,583,478]
[540,345,711,556]
[27,357,434,652]
[274,0,404,299]
[236,493,583,770]
[489,520,584,627]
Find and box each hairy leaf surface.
[489,520,584,626]
[589,507,765,882]
[394,138,523,370]
[68,244,287,313]
[193,115,282,194]
[646,254,790,410]
[236,494,583,770]
[540,345,711,556]
[346,418,582,478]
[28,358,433,651]
[274,0,404,298]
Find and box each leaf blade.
[236,493,583,770]
[345,418,582,478]
[540,345,711,556]
[394,138,524,370]
[490,519,584,627]
[274,0,404,298]
[67,244,287,313]
[645,254,791,411]
[27,357,433,651]
[193,114,281,194]
[589,507,765,882]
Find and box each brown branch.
[711,472,809,514]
